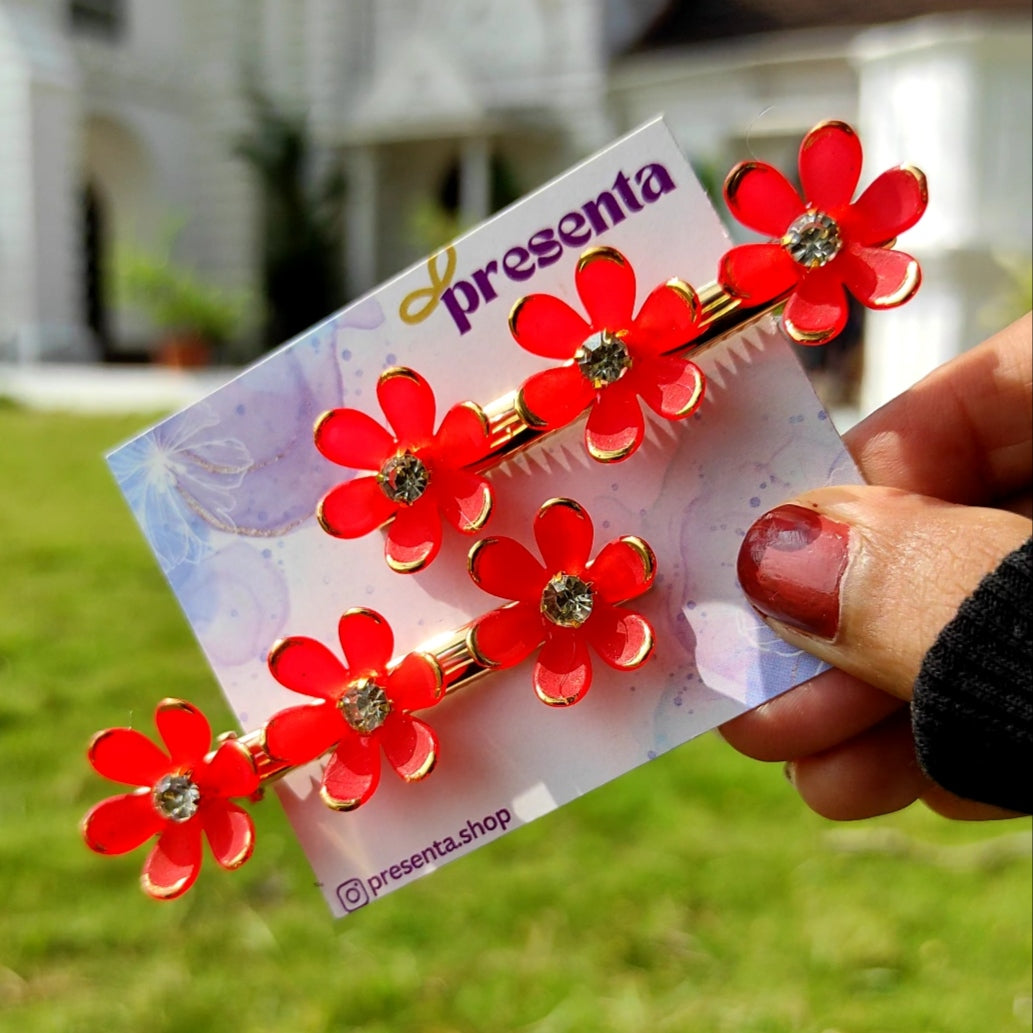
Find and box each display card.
[109,118,860,916]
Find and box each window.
[69,0,126,42]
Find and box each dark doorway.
[81,182,111,359]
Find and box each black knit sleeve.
[911,537,1032,814]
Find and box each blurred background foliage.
[115,220,253,365]
[235,87,347,351]
[408,152,523,255]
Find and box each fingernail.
[783,761,796,786]
[737,504,850,640]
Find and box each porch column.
[459,133,491,227]
[346,144,378,295]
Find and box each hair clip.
[82,699,260,899]
[718,120,927,344]
[313,122,927,570]
[467,496,656,707]
[86,119,929,903]
[509,246,706,462]
[82,499,656,898]
[263,607,445,811]
[314,366,495,572]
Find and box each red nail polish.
[737,504,850,640]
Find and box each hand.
[720,312,1032,820]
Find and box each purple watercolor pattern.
[110,306,391,665]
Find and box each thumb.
[737,485,1031,700]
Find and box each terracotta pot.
[156,333,212,368]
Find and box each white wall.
[0,2,88,360]
[855,15,1033,414]
[4,1,1026,373]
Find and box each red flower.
[468,498,656,706]
[264,608,443,810]
[719,120,927,344]
[510,246,706,463]
[316,367,494,572]
[82,699,259,900]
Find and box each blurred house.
[0,0,1029,414]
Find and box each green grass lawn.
[0,405,1029,1033]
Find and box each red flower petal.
[314,408,395,470]
[268,636,348,701]
[82,791,164,855]
[635,355,705,421]
[380,712,438,782]
[840,245,922,310]
[197,739,259,799]
[435,467,493,533]
[533,629,592,706]
[203,800,255,870]
[781,267,850,345]
[321,736,381,810]
[434,402,492,467]
[718,243,800,303]
[724,161,805,236]
[337,608,394,676]
[141,820,202,900]
[585,602,654,670]
[154,699,211,767]
[318,476,397,539]
[844,166,928,246]
[584,382,644,462]
[587,536,657,603]
[470,603,545,668]
[628,280,700,356]
[384,499,442,573]
[534,497,593,573]
[88,727,170,787]
[509,293,591,359]
[264,701,341,764]
[575,247,636,330]
[386,651,444,712]
[376,367,435,445]
[799,121,863,212]
[468,536,546,601]
[517,365,594,430]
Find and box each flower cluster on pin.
[83,121,927,899]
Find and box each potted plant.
[116,233,251,367]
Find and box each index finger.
[845,312,1032,506]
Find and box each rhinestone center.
[152,773,201,823]
[378,451,430,504]
[783,210,843,268]
[339,678,392,734]
[575,330,631,388]
[540,572,595,628]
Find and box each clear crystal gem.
[783,210,843,268]
[379,451,430,504]
[540,572,595,628]
[339,679,392,734]
[152,773,201,823]
[575,330,631,388]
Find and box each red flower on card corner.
[82,699,259,900]
[510,247,706,463]
[719,120,927,345]
[264,608,443,810]
[468,498,656,707]
[315,367,494,573]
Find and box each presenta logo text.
[398,161,677,335]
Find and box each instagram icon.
[336,878,370,912]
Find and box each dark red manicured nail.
[737,504,850,640]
